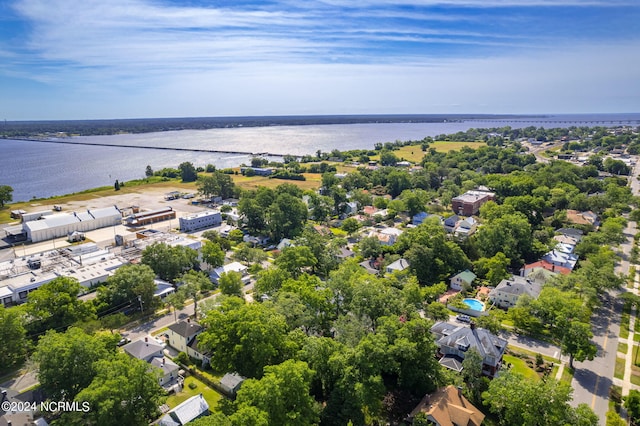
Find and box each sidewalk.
[621,267,639,396]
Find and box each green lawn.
[165,376,222,410]
[503,355,539,381]
[615,357,626,380]
[560,365,574,384]
[619,342,629,355]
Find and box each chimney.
[470,322,476,330]
[145,337,148,345]
[162,357,165,366]
[457,386,463,398]
[187,318,191,324]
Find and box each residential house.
[444,215,460,233]
[276,238,294,251]
[553,234,580,246]
[565,210,600,229]
[520,259,571,276]
[122,338,164,362]
[386,258,410,274]
[556,227,584,241]
[187,337,211,365]
[151,356,180,386]
[154,279,176,299]
[209,261,250,284]
[450,270,476,291]
[336,247,356,260]
[166,319,203,354]
[159,394,210,426]
[412,212,428,226]
[344,201,359,216]
[488,276,543,309]
[454,217,478,238]
[451,190,496,216]
[369,227,402,246]
[243,234,270,246]
[219,373,246,398]
[542,249,578,270]
[431,322,507,378]
[407,385,485,426]
[397,161,412,167]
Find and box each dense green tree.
[461,348,485,404]
[0,305,28,369]
[268,193,308,240]
[179,161,198,182]
[349,278,402,330]
[75,353,165,426]
[606,410,627,426]
[26,276,96,334]
[380,150,399,166]
[0,185,13,207]
[475,210,533,265]
[341,217,361,235]
[164,291,185,324]
[386,170,411,197]
[34,327,118,401]
[197,171,235,199]
[254,267,291,297]
[141,242,198,282]
[238,197,266,233]
[358,235,383,260]
[218,271,244,297]
[483,370,596,426]
[199,299,292,378]
[232,360,319,426]
[201,240,225,268]
[232,242,268,265]
[100,264,157,313]
[275,246,318,278]
[424,301,450,322]
[561,320,597,369]
[625,390,640,425]
[178,270,211,319]
[473,252,510,285]
[202,230,232,251]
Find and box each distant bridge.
[6,137,303,159]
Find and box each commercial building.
[23,206,121,243]
[451,189,496,216]
[179,210,222,232]
[124,207,176,227]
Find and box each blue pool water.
[463,298,485,311]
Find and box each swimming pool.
[463,298,485,312]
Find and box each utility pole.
[138,295,144,313]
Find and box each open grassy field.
[369,141,486,163]
[165,376,222,410]
[231,173,322,191]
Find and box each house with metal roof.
[159,393,210,426]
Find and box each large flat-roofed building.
[451,189,496,216]
[23,206,121,242]
[179,210,222,232]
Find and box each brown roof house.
[408,385,485,426]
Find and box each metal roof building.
[23,206,121,242]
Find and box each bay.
[2,113,639,202]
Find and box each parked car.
[116,337,131,347]
[456,314,471,323]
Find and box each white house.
[449,270,476,291]
[151,356,180,386]
[488,275,543,309]
[209,261,249,284]
[386,258,410,274]
[159,394,210,426]
[166,319,203,354]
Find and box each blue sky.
[0,0,638,120]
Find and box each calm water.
[2,114,639,202]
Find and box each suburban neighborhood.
[2,123,640,425]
